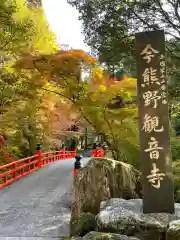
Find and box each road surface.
[0,157,90,240]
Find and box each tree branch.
[156,0,180,31]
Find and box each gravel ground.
[0,157,90,240]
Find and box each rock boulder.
[82,231,140,240]
[71,158,141,223]
[167,219,180,240]
[70,213,97,237]
[97,198,180,239]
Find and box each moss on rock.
[70,212,97,237]
[167,219,180,240]
[61,237,82,240]
[82,232,140,240]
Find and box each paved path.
[0,157,90,240]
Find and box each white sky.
[42,0,89,51]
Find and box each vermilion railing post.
[37,150,42,168]
[63,148,66,159]
[58,151,61,160]
[4,174,7,186]
[36,144,42,168]
[12,163,16,180]
[46,153,48,164]
[71,148,76,158]
[92,149,96,157]
[28,158,31,171]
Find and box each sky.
[42,0,89,51]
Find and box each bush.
[171,136,180,161]
[173,161,180,202]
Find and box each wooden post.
[135,30,174,213]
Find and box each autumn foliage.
[14,49,96,78]
[12,40,139,164]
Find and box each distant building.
[106,73,128,88]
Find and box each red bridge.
[0,146,104,238]
[0,147,104,189]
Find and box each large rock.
[71,158,141,223]
[70,213,97,237]
[167,219,180,240]
[97,198,180,239]
[82,231,140,240]
[63,232,140,240]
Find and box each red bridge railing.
[0,150,76,189]
[0,148,105,189]
[92,147,105,158]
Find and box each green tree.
[0,0,57,115]
[0,0,57,57]
[67,0,180,84]
[68,0,180,58]
[67,0,136,75]
[0,0,58,162]
[0,89,53,157]
[84,77,139,166]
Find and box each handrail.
[91,147,105,158]
[0,150,76,189]
[0,148,104,189]
[0,156,36,170]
